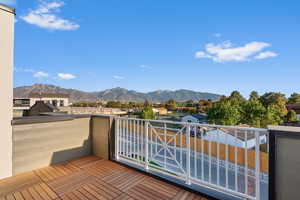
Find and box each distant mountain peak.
[14,84,221,103]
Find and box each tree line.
[207,91,298,128]
[70,91,300,127]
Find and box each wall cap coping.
[0,3,15,15]
[12,114,91,125]
[268,125,300,134]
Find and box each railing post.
[145,121,149,171]
[255,130,260,200]
[115,118,119,160]
[186,124,191,185]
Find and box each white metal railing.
[115,117,268,200]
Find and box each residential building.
[28,93,70,107]
[181,114,206,123]
[152,107,168,115]
[200,128,267,149]
[0,3,14,179]
[14,93,70,107]
[23,101,60,116]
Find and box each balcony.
[3,114,270,200]
[0,155,211,200]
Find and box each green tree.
[166,99,177,111]
[229,91,246,104]
[288,93,300,105]
[249,91,260,101]
[241,99,266,127]
[286,110,298,122]
[207,99,241,126]
[198,99,213,113]
[140,106,155,119]
[261,104,286,127]
[260,92,287,107]
[185,99,194,106]
[260,92,287,122]
[143,100,151,107]
[106,101,121,108]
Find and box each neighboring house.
[13,98,30,107]
[14,93,70,108]
[200,128,267,149]
[286,105,300,120]
[181,114,206,123]
[23,101,59,116]
[152,107,168,115]
[29,93,70,107]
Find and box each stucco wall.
[12,117,92,175]
[0,4,14,179]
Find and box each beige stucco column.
[0,4,15,179]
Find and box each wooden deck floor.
[0,156,212,200]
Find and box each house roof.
[189,114,206,120]
[220,128,266,141]
[287,105,300,114]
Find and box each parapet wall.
[12,116,92,175]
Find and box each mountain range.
[14,84,221,103]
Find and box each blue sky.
[4,0,300,97]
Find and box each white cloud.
[33,71,49,78]
[254,51,278,59]
[213,33,221,38]
[113,75,124,80]
[20,0,79,31]
[57,73,76,80]
[0,0,16,5]
[14,67,35,73]
[195,41,277,63]
[140,64,152,69]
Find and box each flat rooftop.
[0,156,212,200]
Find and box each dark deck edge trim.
[12,114,91,125]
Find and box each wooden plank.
[20,189,34,200]
[39,183,58,200]
[0,171,41,197]
[65,192,80,200]
[13,192,25,200]
[33,184,51,200]
[127,184,159,200]
[72,190,89,200]
[0,157,213,200]
[28,187,42,200]
[136,184,170,200]
[60,195,72,200]
[87,183,114,200]
[6,194,15,200]
[93,179,122,196]
[113,193,135,200]
[141,178,179,198]
[105,170,146,192]
[77,187,96,200]
[69,156,103,168]
[82,185,103,200]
